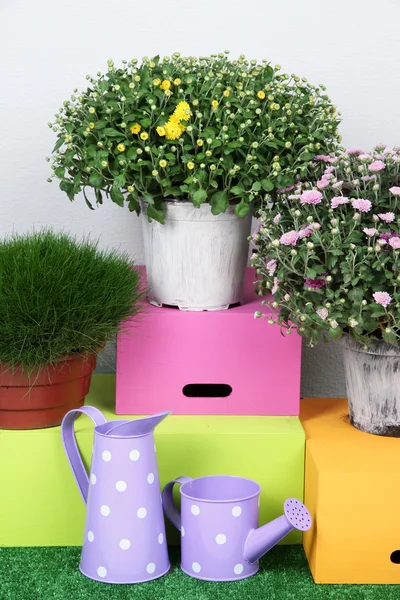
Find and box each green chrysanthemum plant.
[252,145,400,347]
[49,52,340,223]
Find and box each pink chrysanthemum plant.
[252,144,400,346]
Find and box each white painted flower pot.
[140,201,252,311]
[342,335,400,436]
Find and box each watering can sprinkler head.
[243,498,312,564]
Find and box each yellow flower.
[134,75,140,82]
[156,126,166,137]
[153,78,161,86]
[140,132,149,141]
[196,139,204,147]
[159,159,167,168]
[192,99,199,106]
[173,101,192,121]
[173,78,181,85]
[89,122,95,129]
[223,90,230,97]
[211,100,219,109]
[130,123,141,134]
[117,144,125,152]
[187,162,195,170]
[164,120,185,140]
[160,80,171,90]
[164,89,172,97]
[257,90,266,99]
[89,107,96,114]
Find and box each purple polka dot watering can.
[162,475,312,582]
[61,406,171,584]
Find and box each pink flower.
[280,230,299,245]
[362,175,376,182]
[352,198,372,212]
[359,154,371,161]
[347,148,363,155]
[378,212,395,223]
[389,186,400,196]
[363,228,377,237]
[267,259,277,276]
[325,166,335,174]
[300,190,323,205]
[314,155,332,163]
[389,237,400,249]
[304,276,326,290]
[298,226,312,239]
[331,196,350,208]
[373,291,392,308]
[323,173,334,180]
[372,214,379,222]
[273,213,281,224]
[332,180,343,189]
[316,308,329,320]
[317,179,329,190]
[368,160,386,172]
[309,222,321,231]
[271,277,279,295]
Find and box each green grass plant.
[0,230,143,372]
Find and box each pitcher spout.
[243,498,312,564]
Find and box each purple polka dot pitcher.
[61,406,171,584]
[162,475,312,582]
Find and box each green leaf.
[127,193,140,214]
[231,185,245,196]
[192,188,207,208]
[252,181,262,192]
[103,128,124,137]
[89,172,103,188]
[261,178,274,192]
[383,329,397,344]
[146,204,165,224]
[140,118,152,128]
[142,192,154,205]
[114,173,126,188]
[306,269,317,280]
[52,137,64,153]
[328,327,343,340]
[210,190,229,215]
[234,201,250,218]
[209,180,218,189]
[59,180,74,200]
[54,167,65,179]
[349,287,364,303]
[110,185,124,207]
[83,187,94,210]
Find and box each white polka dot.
[192,562,201,573]
[87,531,94,542]
[215,534,227,545]
[146,562,156,574]
[102,450,112,462]
[119,538,131,550]
[100,505,110,516]
[90,474,97,485]
[116,480,127,492]
[147,473,155,484]
[97,566,107,578]
[129,449,140,461]
[137,507,147,519]
[181,526,185,537]
[232,506,242,517]
[158,533,164,544]
[191,505,200,516]
[234,564,244,575]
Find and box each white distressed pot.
[342,334,400,436]
[140,200,252,311]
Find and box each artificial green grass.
[0,546,398,600]
[0,230,143,371]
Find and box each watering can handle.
[61,406,107,505]
[162,476,193,531]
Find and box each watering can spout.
[243,499,312,564]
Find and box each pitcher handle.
[162,476,192,531]
[61,406,107,505]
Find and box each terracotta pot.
[0,354,97,430]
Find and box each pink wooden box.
[116,269,302,416]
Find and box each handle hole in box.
[390,550,400,564]
[183,384,232,398]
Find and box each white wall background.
[1,0,400,394]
